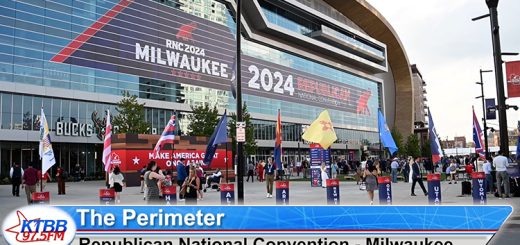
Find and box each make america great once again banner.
[51,0,373,115]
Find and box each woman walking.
[258,160,265,182]
[144,161,165,204]
[196,164,204,200]
[182,167,200,205]
[320,163,329,188]
[364,160,379,205]
[109,166,125,203]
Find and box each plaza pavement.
[0,178,518,244]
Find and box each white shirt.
[493,155,509,172]
[391,161,399,169]
[483,161,492,175]
[109,173,125,187]
[9,167,24,178]
[212,171,222,178]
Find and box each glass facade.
[0,0,385,176]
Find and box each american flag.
[102,110,112,172]
[472,107,486,159]
[154,115,176,153]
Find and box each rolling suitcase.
[461,181,471,195]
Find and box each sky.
[366,0,520,141]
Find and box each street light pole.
[477,69,493,159]
[236,0,244,204]
[485,0,509,156]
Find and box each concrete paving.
[0,178,518,244]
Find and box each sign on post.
[472,172,487,205]
[236,122,246,143]
[31,192,50,204]
[275,181,289,205]
[220,183,235,205]
[485,99,496,120]
[427,174,442,205]
[162,186,177,205]
[99,189,115,205]
[309,144,330,187]
[326,179,340,205]
[378,176,392,205]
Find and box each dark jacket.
[411,162,422,180]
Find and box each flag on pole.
[302,110,337,149]
[39,108,56,175]
[154,115,176,153]
[377,109,398,155]
[230,55,237,99]
[274,109,282,170]
[102,110,112,172]
[203,111,228,166]
[428,108,443,163]
[472,107,486,159]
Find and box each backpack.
[449,165,456,172]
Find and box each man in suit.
[411,157,428,196]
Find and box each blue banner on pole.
[472,172,487,205]
[378,176,392,205]
[427,174,442,205]
[326,179,340,205]
[485,98,496,120]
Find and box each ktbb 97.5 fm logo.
[2,206,76,244]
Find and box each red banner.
[506,61,520,98]
[112,149,231,172]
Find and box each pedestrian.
[483,157,493,193]
[176,158,188,200]
[320,163,329,188]
[302,159,309,179]
[402,159,410,183]
[331,161,338,179]
[80,166,85,182]
[257,160,265,182]
[56,167,66,195]
[264,158,276,198]
[411,157,428,196]
[182,167,200,205]
[296,160,302,176]
[493,151,511,199]
[74,163,81,182]
[37,170,51,191]
[144,161,165,204]
[10,163,23,197]
[448,160,458,184]
[195,164,204,200]
[247,161,255,182]
[139,166,146,194]
[22,163,38,204]
[364,160,379,205]
[204,168,222,191]
[390,157,399,183]
[109,166,125,203]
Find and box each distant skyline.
[367,0,520,140]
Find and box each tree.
[391,127,404,156]
[187,104,219,136]
[404,134,421,158]
[112,91,150,134]
[421,140,431,158]
[228,103,257,157]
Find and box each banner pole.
[226,141,229,183]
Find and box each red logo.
[356,90,372,115]
[111,152,121,165]
[176,22,198,42]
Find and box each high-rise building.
[0,0,414,176]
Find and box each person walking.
[182,167,200,205]
[390,158,399,183]
[320,163,329,188]
[195,164,204,200]
[364,160,379,205]
[264,158,276,198]
[10,163,23,197]
[331,161,338,179]
[22,164,38,204]
[448,160,458,184]
[493,151,511,199]
[109,166,125,203]
[483,157,493,194]
[302,159,309,179]
[56,167,66,195]
[176,158,188,200]
[411,157,428,196]
[259,160,265,182]
[144,161,165,204]
[247,161,255,182]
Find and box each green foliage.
[187,104,219,137]
[112,91,150,134]
[228,103,257,156]
[421,140,431,158]
[391,127,403,155]
[405,134,421,158]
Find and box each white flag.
[39,108,56,174]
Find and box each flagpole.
[226,141,229,183]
